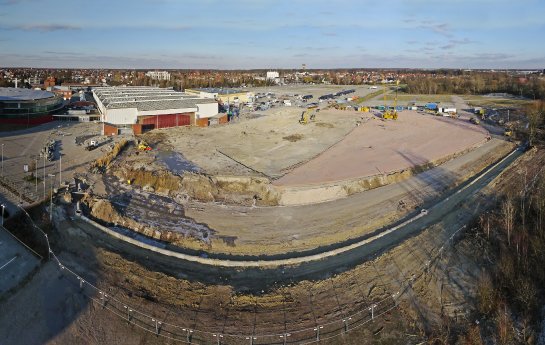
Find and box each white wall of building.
[105,108,138,124]
[266,71,279,80]
[196,102,219,118]
[145,71,171,81]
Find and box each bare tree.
[502,196,515,246]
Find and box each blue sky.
[0,0,544,69]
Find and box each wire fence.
[7,204,468,345]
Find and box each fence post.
[314,325,323,341]
[124,306,132,324]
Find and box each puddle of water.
[156,151,200,174]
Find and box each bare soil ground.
[275,110,489,186]
[103,138,510,256]
[1,145,540,345]
[165,107,360,178]
[0,163,514,344]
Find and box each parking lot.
[0,121,105,205]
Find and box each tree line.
[403,72,545,100]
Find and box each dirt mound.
[86,197,187,244]
[113,166,281,206]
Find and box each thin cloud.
[440,38,475,50]
[11,24,81,32]
[417,21,452,37]
[0,0,34,4]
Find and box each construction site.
[0,84,540,344]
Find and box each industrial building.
[92,86,221,135]
[0,87,64,126]
[185,88,255,104]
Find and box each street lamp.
[48,173,55,221]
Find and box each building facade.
[0,87,64,126]
[145,71,171,81]
[93,86,220,134]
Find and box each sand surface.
[274,111,489,186]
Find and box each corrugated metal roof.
[93,86,217,111]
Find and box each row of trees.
[128,75,275,89]
[470,154,545,344]
[404,73,545,100]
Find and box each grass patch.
[463,96,533,108]
[283,134,304,142]
[315,122,334,128]
[355,89,387,104]
[23,173,42,183]
[395,94,453,103]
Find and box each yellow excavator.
[382,80,400,120]
[299,106,319,124]
[137,139,152,151]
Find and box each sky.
[0,0,544,69]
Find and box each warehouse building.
[93,86,221,135]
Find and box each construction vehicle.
[359,106,370,112]
[85,140,98,151]
[299,106,319,124]
[137,140,152,151]
[469,117,480,125]
[382,80,400,120]
[504,129,512,137]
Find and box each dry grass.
[91,139,129,170]
[355,89,386,103]
[282,134,304,142]
[463,96,533,109]
[315,122,334,128]
[395,94,454,103]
